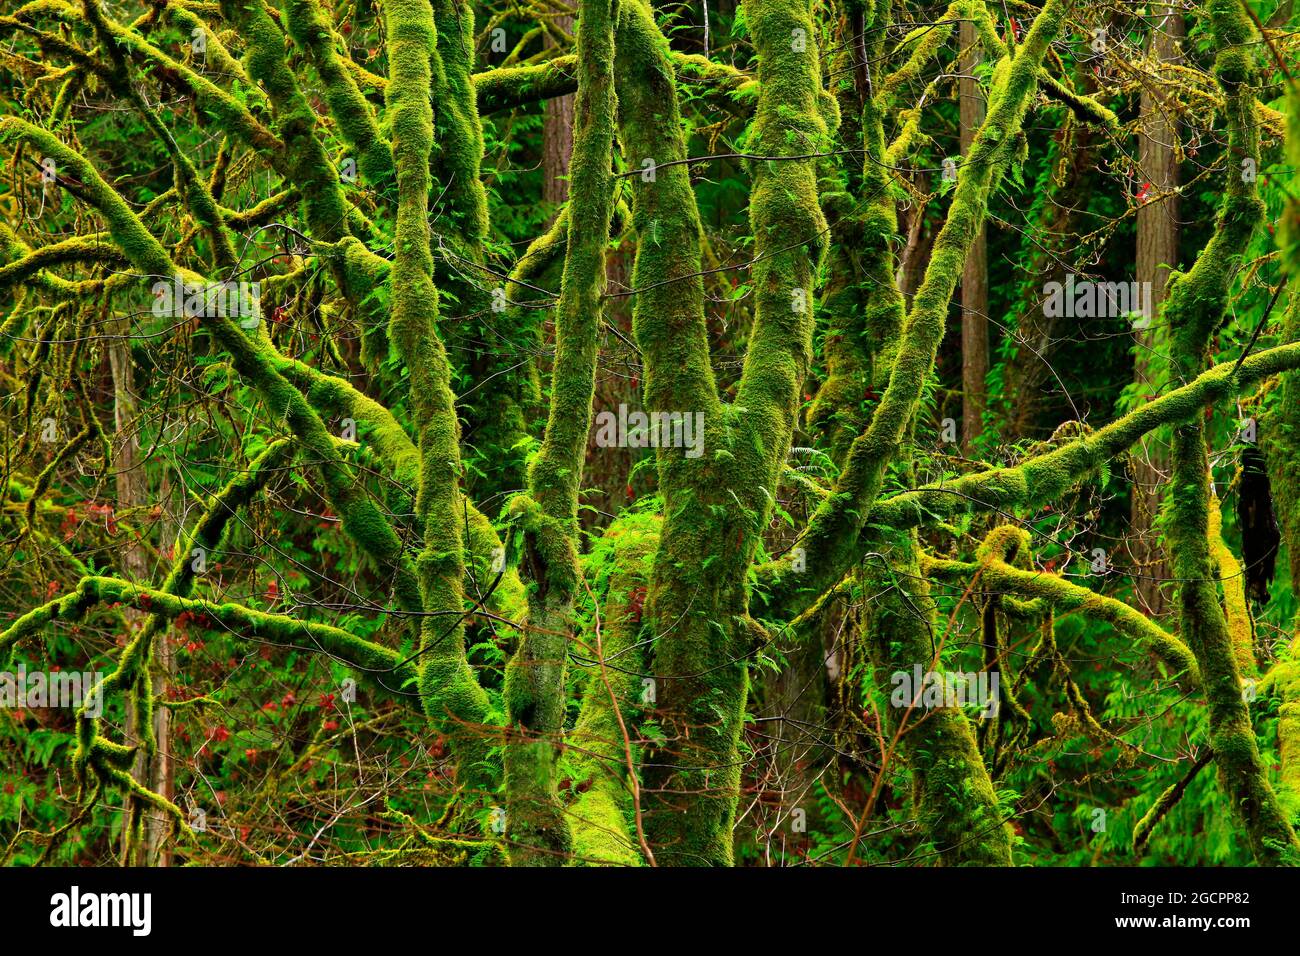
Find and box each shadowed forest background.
[2,0,1300,867]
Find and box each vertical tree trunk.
[146,472,177,868]
[959,21,988,452]
[543,15,575,207]
[897,172,932,309]
[1131,6,1182,617]
[109,334,169,866]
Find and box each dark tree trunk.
[1131,6,1183,617]
[960,21,988,452]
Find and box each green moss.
[809,0,905,465]
[283,0,394,189]
[220,0,349,242]
[86,10,282,156]
[0,117,422,617]
[881,5,957,98]
[628,0,832,866]
[561,515,660,865]
[1262,88,1300,595]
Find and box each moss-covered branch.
[283,0,394,189]
[503,0,619,865]
[0,577,419,699]
[383,0,495,812]
[1160,0,1298,864]
[922,525,1199,685]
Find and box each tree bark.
[1131,6,1183,617]
[543,15,575,207]
[109,332,170,866]
[960,20,988,452]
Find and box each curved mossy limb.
[0,233,125,291]
[922,526,1199,685]
[102,439,297,759]
[3,563,421,845]
[474,56,579,114]
[1132,748,1216,854]
[71,9,283,156]
[160,2,266,112]
[0,576,420,700]
[880,2,958,99]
